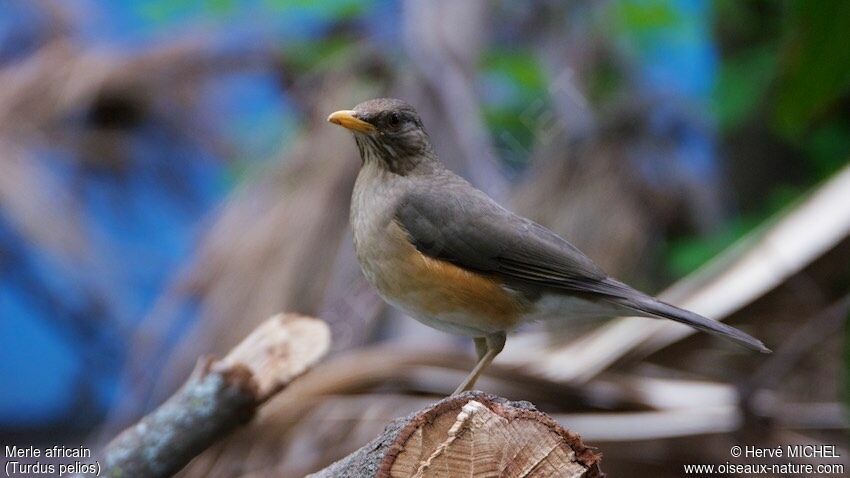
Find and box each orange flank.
[365,221,527,333]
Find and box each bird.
[328,98,770,395]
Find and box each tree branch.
[102,313,330,478]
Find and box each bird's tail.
[603,280,771,353]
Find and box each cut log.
[308,391,603,478]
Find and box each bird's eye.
[387,113,401,128]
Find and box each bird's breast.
[352,212,528,336]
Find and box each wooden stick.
[101,313,330,478]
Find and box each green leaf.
[263,0,370,19]
[614,0,679,32]
[804,122,850,179]
[666,219,754,277]
[480,51,551,167]
[713,45,778,130]
[282,36,357,73]
[773,1,850,138]
[482,51,547,93]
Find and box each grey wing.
[394,183,770,353]
[393,184,613,295]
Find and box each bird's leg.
[474,336,488,362]
[452,332,507,395]
[449,337,488,395]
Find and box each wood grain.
[308,392,604,478]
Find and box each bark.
[101,313,330,478]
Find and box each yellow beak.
[327,110,376,133]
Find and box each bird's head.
[328,98,436,175]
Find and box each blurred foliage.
[713,44,777,130]
[612,0,680,44]
[774,1,850,139]
[715,0,850,146]
[263,0,369,18]
[665,0,850,277]
[282,36,357,75]
[666,185,801,276]
[140,0,370,23]
[481,50,549,169]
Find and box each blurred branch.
[402,0,508,199]
[307,391,604,478]
[0,29,280,335]
[0,142,87,259]
[263,345,652,411]
[745,294,850,390]
[102,314,330,478]
[104,72,390,433]
[555,401,846,442]
[0,38,271,135]
[536,0,599,142]
[740,294,850,419]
